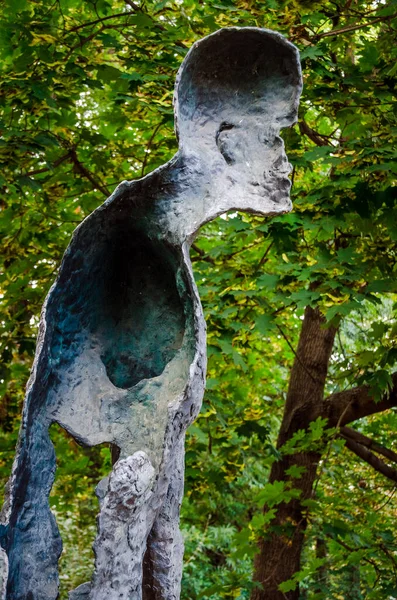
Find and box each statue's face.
[217,119,291,180]
[214,117,293,210]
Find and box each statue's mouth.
[272,158,293,176]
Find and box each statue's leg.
[143,437,185,600]
[86,451,156,600]
[2,421,62,600]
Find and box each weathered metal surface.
[0,27,301,600]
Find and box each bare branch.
[66,27,104,57]
[141,121,163,177]
[191,243,215,264]
[26,152,72,176]
[322,372,397,426]
[316,12,397,39]
[258,241,274,268]
[69,149,110,197]
[68,12,136,33]
[329,535,379,571]
[340,426,397,464]
[124,0,140,10]
[344,437,397,483]
[124,0,187,49]
[275,321,321,386]
[299,120,329,147]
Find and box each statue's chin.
[245,173,293,214]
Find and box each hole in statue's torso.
[92,230,185,389]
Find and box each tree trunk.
[251,306,337,600]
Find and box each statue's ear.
[173,27,302,147]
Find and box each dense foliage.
[0,0,396,598]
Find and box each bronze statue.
[0,28,302,600]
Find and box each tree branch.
[66,27,104,57]
[69,149,110,197]
[190,243,215,264]
[274,321,322,386]
[68,12,136,32]
[26,152,72,176]
[141,121,163,177]
[124,0,187,49]
[322,372,397,426]
[315,12,397,39]
[344,437,397,483]
[258,241,274,268]
[328,535,379,571]
[299,120,329,147]
[340,426,397,464]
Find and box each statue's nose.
[272,148,292,175]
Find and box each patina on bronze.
[0,28,302,600]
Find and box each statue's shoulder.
[67,180,142,245]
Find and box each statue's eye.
[217,122,235,136]
[216,122,235,165]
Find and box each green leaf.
[278,578,298,593]
[285,465,306,479]
[232,350,248,372]
[96,65,123,82]
[255,313,274,334]
[256,481,286,507]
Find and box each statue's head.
[173,28,302,219]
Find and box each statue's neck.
[119,129,292,246]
